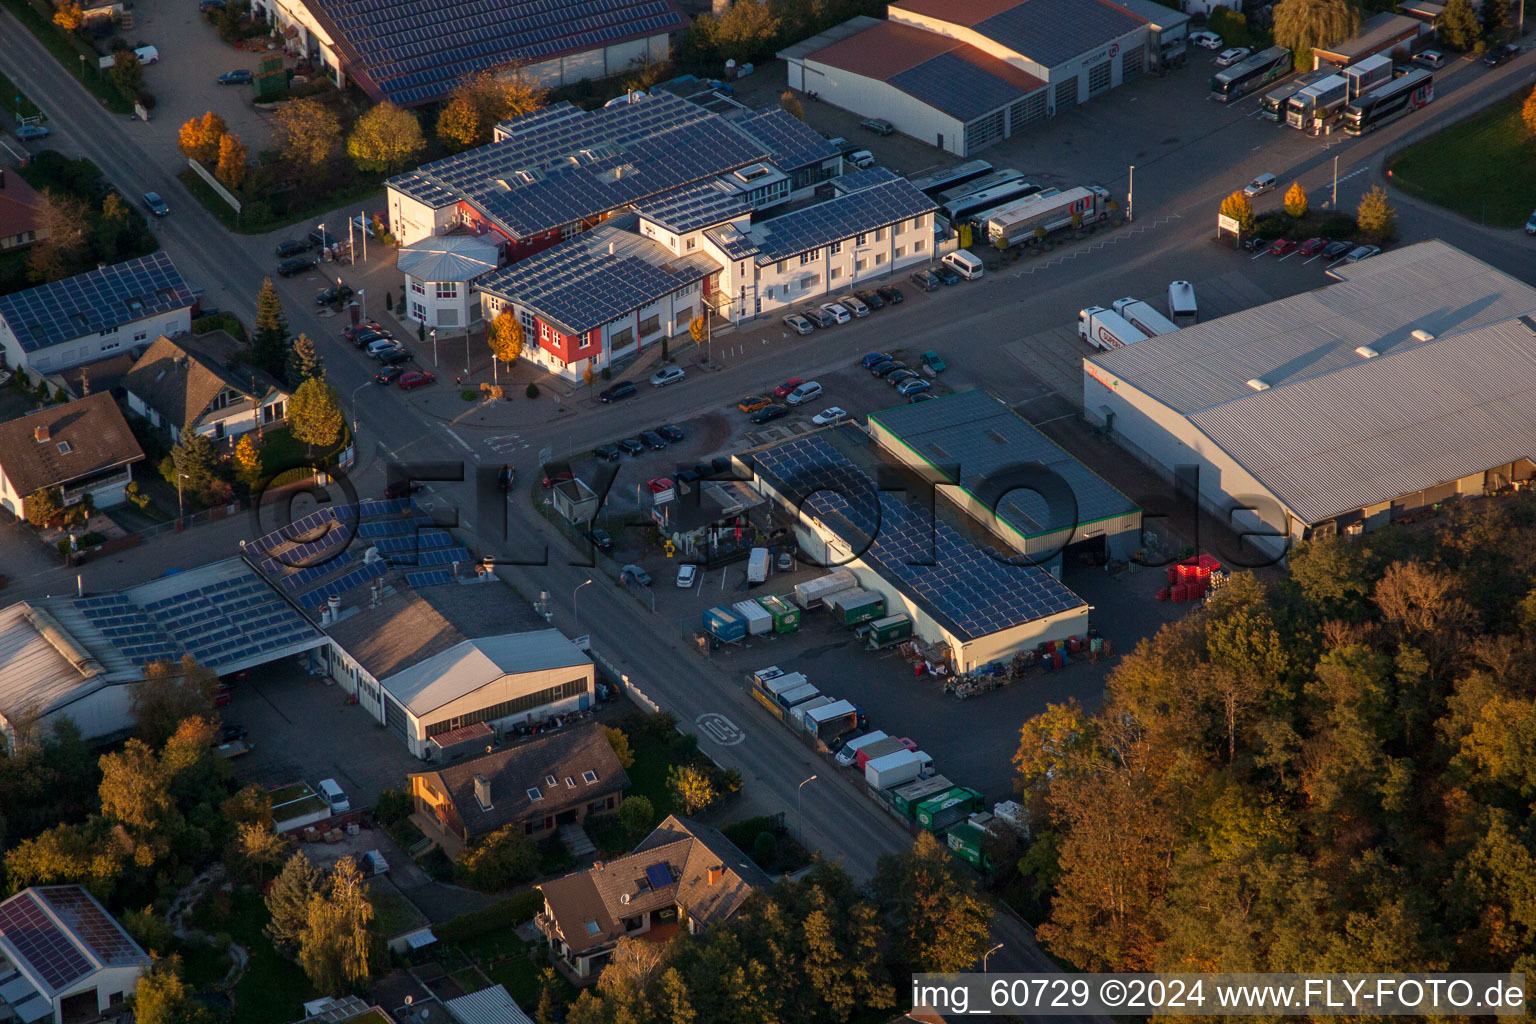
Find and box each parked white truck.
[864,749,936,790]
[1112,297,1180,338]
[1078,306,1143,351]
[986,185,1112,248]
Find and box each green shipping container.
[890,774,954,820]
[756,594,802,633]
[916,787,985,831]
[867,613,912,645]
[831,589,886,627]
[946,822,994,871]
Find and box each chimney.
[707,865,724,885]
[34,425,50,443]
[327,595,341,620]
[473,774,493,810]
[608,241,615,256]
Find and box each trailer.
[1285,74,1347,130]
[945,821,995,871]
[746,547,770,586]
[860,613,912,649]
[803,698,860,742]
[865,749,934,790]
[1078,306,1143,351]
[757,671,807,698]
[748,666,785,688]
[856,736,914,770]
[915,786,986,832]
[1111,297,1179,338]
[891,774,955,820]
[702,606,746,643]
[791,695,835,731]
[986,185,1110,248]
[1344,53,1392,99]
[793,570,858,609]
[755,594,802,633]
[776,682,821,710]
[1259,68,1332,120]
[732,599,774,636]
[826,588,887,626]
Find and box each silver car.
[782,313,814,335]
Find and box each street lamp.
[78,54,85,80]
[573,578,592,620]
[1127,164,1135,223]
[797,773,818,843]
[357,288,366,321]
[350,381,370,433]
[430,327,438,368]
[982,943,1003,970]
[176,472,189,519]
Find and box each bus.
[908,160,993,198]
[941,179,1042,226]
[1210,46,1293,102]
[1342,68,1433,134]
[937,168,1028,205]
[1259,69,1331,120]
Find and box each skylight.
[583,771,598,784]
[527,787,543,801]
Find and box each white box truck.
[804,699,859,741]
[865,749,935,790]
[732,599,773,635]
[793,570,857,608]
[1112,297,1180,338]
[1344,53,1392,99]
[746,547,769,586]
[792,695,835,731]
[987,185,1110,248]
[1078,307,1143,351]
[1285,74,1347,130]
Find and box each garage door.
[965,109,1005,152]
[1123,46,1144,81]
[1055,76,1080,109]
[1009,91,1048,132]
[1087,59,1112,96]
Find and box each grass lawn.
[450,967,487,994]
[258,424,350,476]
[201,889,315,1024]
[1387,93,1536,228]
[486,954,544,1007]
[456,926,532,964]
[624,724,680,818]
[369,884,427,940]
[177,938,230,989]
[178,167,386,235]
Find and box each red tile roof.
[0,168,44,246]
[807,19,1045,94]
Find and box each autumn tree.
[1524,84,1536,135]
[216,132,248,190]
[689,316,705,345]
[667,763,717,815]
[1480,0,1510,43]
[779,90,804,121]
[131,958,206,1024]
[435,95,481,150]
[234,433,263,491]
[252,278,289,378]
[288,375,344,455]
[265,852,322,955]
[440,72,548,148]
[874,832,995,973]
[285,332,324,387]
[109,51,142,102]
[1219,190,1255,237]
[53,0,83,30]
[23,488,62,528]
[130,656,219,746]
[297,856,378,993]
[487,310,523,370]
[177,111,228,163]
[28,189,90,282]
[272,99,341,185]
[1356,184,1397,242]
[693,0,780,63]
[3,819,129,898]
[1272,0,1360,71]
[1438,0,1480,49]
[346,102,425,174]
[94,192,129,262]
[459,825,540,890]
[1283,180,1308,218]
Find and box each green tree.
[459,825,540,889]
[265,852,322,955]
[94,192,129,262]
[1272,0,1360,70]
[1284,180,1308,218]
[110,51,143,103]
[1356,184,1397,242]
[347,102,426,174]
[287,375,345,455]
[252,278,289,378]
[667,763,717,815]
[272,99,341,186]
[874,832,995,973]
[1220,189,1256,236]
[1480,0,1510,41]
[130,656,220,746]
[602,725,636,768]
[618,795,655,845]
[779,90,804,121]
[23,487,62,528]
[166,429,222,507]
[121,907,175,956]
[1437,0,1480,49]
[298,855,378,993]
[285,332,324,386]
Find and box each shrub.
[436,891,546,942]
[460,390,478,401]
[525,382,539,399]
[1253,213,1289,239]
[374,787,412,826]
[753,830,777,866]
[601,367,612,380]
[1319,213,1358,238]
[459,825,539,890]
[479,382,504,400]
[79,531,106,546]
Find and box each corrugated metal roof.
[396,235,499,283]
[0,602,109,733]
[1090,241,1536,415]
[445,986,535,1024]
[382,629,591,716]
[1189,313,1536,524]
[1315,11,1422,58]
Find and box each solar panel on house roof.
[404,569,456,588]
[0,252,194,352]
[644,863,674,890]
[297,559,388,608]
[36,888,142,967]
[734,108,841,173]
[0,892,93,992]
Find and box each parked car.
[398,370,435,390]
[782,313,815,335]
[1484,42,1520,66]
[909,270,939,291]
[812,407,847,425]
[143,191,169,216]
[861,351,892,369]
[838,294,870,317]
[277,256,316,277]
[1413,49,1445,69]
[819,302,852,324]
[1189,29,1223,48]
[897,377,931,396]
[308,227,340,250]
[908,392,936,404]
[676,564,698,587]
[349,329,389,349]
[773,377,806,399]
[198,0,225,9]
[383,478,424,499]
[1268,237,1297,256]
[786,381,822,405]
[592,442,622,462]
[367,338,403,358]
[656,424,685,443]
[739,394,773,413]
[377,348,410,366]
[931,263,961,286]
[855,289,885,310]
[639,430,667,450]
[776,550,794,572]
[921,350,946,372]
[1345,244,1381,262]
[584,528,615,553]
[275,239,312,258]
[219,723,248,744]
[1216,46,1251,66]
[803,307,836,328]
[860,117,895,135]
[15,125,49,141]
[541,465,575,487]
[876,284,904,304]
[599,381,636,403]
[1321,240,1354,260]
[496,464,515,489]
[618,437,646,456]
[1526,210,1536,235]
[218,69,253,85]
[621,565,652,586]
[874,360,908,378]
[1298,237,1328,256]
[886,368,918,387]
[649,365,685,387]
[750,403,789,424]
[1243,173,1277,198]
[846,149,875,169]
[212,684,232,708]
[374,365,405,385]
[315,284,354,305]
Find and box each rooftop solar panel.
[404,568,456,587]
[0,892,93,993]
[0,252,194,353]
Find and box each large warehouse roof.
[891,0,1146,68]
[1089,241,1536,415]
[869,389,1138,540]
[382,630,592,716]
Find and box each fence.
[590,649,661,713]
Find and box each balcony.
[62,468,131,504]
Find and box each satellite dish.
[620,892,630,904]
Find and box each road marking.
[485,433,530,453]
[1250,249,1267,260]
[695,713,745,745]
[1009,214,1181,279]
[1278,251,1295,261]
[1303,254,1321,264]
[443,428,473,453]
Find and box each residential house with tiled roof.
[0,252,194,375]
[0,167,46,252]
[0,885,151,1023]
[0,393,145,517]
[409,722,627,853]
[122,332,290,443]
[535,814,772,978]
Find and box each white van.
[942,250,984,280]
[134,45,160,65]
[747,547,770,585]
[317,778,351,815]
[1167,280,1198,326]
[786,381,823,405]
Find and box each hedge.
[435,890,545,943]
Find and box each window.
[100,341,121,352]
[914,239,925,253]
[527,787,543,801]
[411,279,425,295]
[422,678,588,738]
[565,777,576,788]
[519,310,536,332]
[583,770,598,784]
[800,252,816,266]
[895,246,906,259]
[875,227,886,241]
[436,282,458,299]
[874,253,886,266]
[545,775,557,786]
[855,259,866,272]
[639,314,661,336]
[411,301,427,320]
[830,266,843,280]
[57,441,72,454]
[610,327,634,349]
[829,241,843,256]
[132,329,148,343]
[913,215,926,230]
[856,233,867,246]
[686,237,696,251]
[777,261,786,274]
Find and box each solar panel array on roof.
[636,179,751,234]
[369,530,456,556]
[644,862,675,889]
[404,568,457,587]
[754,434,1085,639]
[312,0,684,107]
[749,177,937,264]
[972,0,1146,68]
[0,252,193,352]
[732,107,842,173]
[298,559,388,609]
[0,892,93,993]
[37,888,142,967]
[890,51,1037,122]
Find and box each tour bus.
[936,168,1028,206]
[1210,46,1293,102]
[1342,68,1434,134]
[941,179,1042,227]
[1259,69,1331,120]
[908,160,993,199]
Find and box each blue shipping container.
[703,606,747,642]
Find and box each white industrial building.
[1084,241,1536,558]
[780,0,1151,156]
[0,886,150,1024]
[748,426,1092,674]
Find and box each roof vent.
[1245,379,1270,392]
[1355,345,1379,359]
[620,893,630,904]
[1410,329,1435,342]
[474,774,493,811]
[33,425,50,442]
[328,595,341,619]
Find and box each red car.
[213,684,232,708]
[1268,238,1297,256]
[1298,237,1327,256]
[342,320,386,343]
[772,376,806,399]
[541,467,575,488]
[398,370,436,390]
